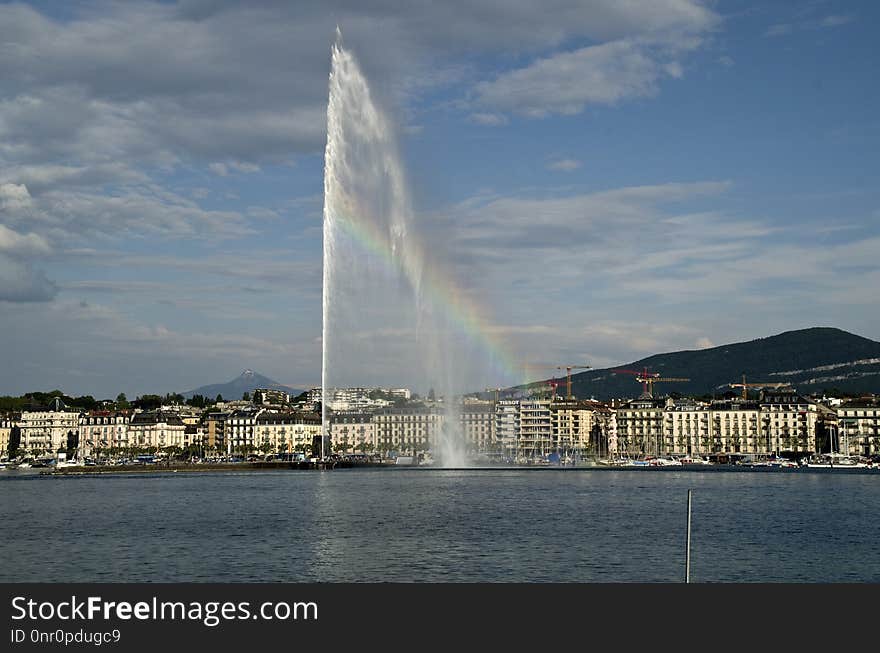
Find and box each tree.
[116,393,129,409]
[133,394,162,410]
[242,392,251,402]
[7,425,21,459]
[73,395,98,410]
[65,431,79,456]
[187,394,208,408]
[428,388,436,401]
[216,394,224,403]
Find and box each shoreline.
[29,461,880,476]
[38,460,392,475]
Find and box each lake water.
[1,467,878,582]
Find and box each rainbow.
[328,206,531,390]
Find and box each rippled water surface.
[2,468,878,582]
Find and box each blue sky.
[0,0,877,398]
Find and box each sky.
[0,0,878,398]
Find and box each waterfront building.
[662,399,711,455]
[460,402,495,452]
[203,411,230,451]
[759,389,820,455]
[78,411,131,454]
[227,408,264,453]
[494,400,519,460]
[835,398,880,456]
[254,411,322,453]
[707,400,762,454]
[128,409,186,449]
[517,399,553,461]
[615,398,665,457]
[373,406,442,454]
[550,400,601,458]
[0,417,13,457]
[328,412,377,453]
[19,398,80,455]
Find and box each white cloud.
[819,15,854,28]
[765,13,855,37]
[2,184,255,242]
[0,224,51,257]
[0,183,32,211]
[469,112,508,126]
[0,222,56,303]
[473,37,701,118]
[209,161,260,176]
[547,158,582,172]
[0,254,57,302]
[764,23,793,37]
[208,162,229,176]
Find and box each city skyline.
[1,1,878,398]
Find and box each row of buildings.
[2,389,879,461]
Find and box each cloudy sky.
[1,0,878,398]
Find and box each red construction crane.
[612,367,659,395]
[613,367,689,398]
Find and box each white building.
[254,412,322,453]
[19,398,80,454]
[329,413,377,453]
[128,410,186,449]
[494,400,520,460]
[835,399,880,456]
[373,407,442,454]
[0,417,14,458]
[227,409,264,452]
[79,411,131,453]
[460,403,495,451]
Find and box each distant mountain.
[182,370,304,400]
[518,328,880,401]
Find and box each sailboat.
[805,423,868,468]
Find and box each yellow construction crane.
[524,364,591,400]
[729,374,791,400]
[635,372,690,398]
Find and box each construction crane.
[612,367,659,395]
[485,387,502,403]
[523,364,591,400]
[729,374,791,400]
[613,367,689,398]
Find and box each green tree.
[187,394,207,408]
[242,392,251,402]
[216,394,224,403]
[116,393,129,409]
[7,425,21,459]
[72,395,98,410]
[134,394,163,410]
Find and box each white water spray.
[321,31,469,466]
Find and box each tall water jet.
[321,30,471,466]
